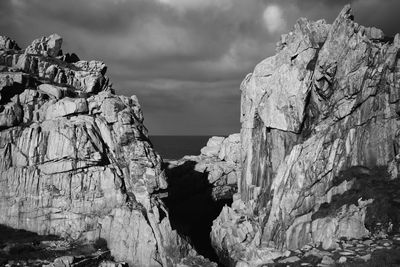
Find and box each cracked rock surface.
[211,5,400,266]
[0,34,195,266]
[166,134,241,202]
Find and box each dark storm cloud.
[1,0,400,134]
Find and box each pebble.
[359,254,371,261]
[338,256,347,263]
[339,251,355,256]
[363,239,373,246]
[342,242,353,248]
[301,244,312,251]
[283,250,291,257]
[321,256,335,265]
[264,234,400,266]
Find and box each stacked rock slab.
[211,5,400,266]
[0,34,192,266]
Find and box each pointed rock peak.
[25,33,63,57]
[0,36,20,50]
[337,4,353,21]
[330,4,354,29]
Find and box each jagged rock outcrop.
[0,34,194,266]
[160,135,240,264]
[167,134,241,201]
[211,5,400,266]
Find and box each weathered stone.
[211,5,400,265]
[0,34,193,267]
[25,34,62,57]
[0,36,20,50]
[338,256,347,263]
[218,133,241,163]
[279,255,300,263]
[200,136,225,157]
[0,102,22,128]
[359,254,371,261]
[45,97,88,119]
[38,84,63,99]
[321,255,334,265]
[167,135,241,201]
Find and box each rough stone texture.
[211,5,400,266]
[0,36,20,50]
[0,35,193,266]
[167,134,241,201]
[163,135,240,264]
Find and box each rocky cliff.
[166,134,241,201]
[162,135,240,263]
[211,5,400,266]
[0,34,193,266]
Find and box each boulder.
[200,136,225,157]
[0,102,22,128]
[218,133,240,163]
[25,33,62,57]
[0,36,20,50]
[38,84,63,99]
[45,97,88,119]
[46,34,63,57]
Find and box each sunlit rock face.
[0,34,193,266]
[167,134,241,201]
[211,5,400,266]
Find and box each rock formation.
[0,34,196,266]
[167,134,241,201]
[211,5,400,266]
[162,135,240,263]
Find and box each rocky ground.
[270,234,400,266]
[0,225,125,267]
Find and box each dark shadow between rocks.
[163,160,232,265]
[0,225,112,266]
[312,165,400,235]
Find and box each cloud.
[263,5,286,34]
[1,0,400,134]
[156,0,232,12]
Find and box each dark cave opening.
[163,161,232,265]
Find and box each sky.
[1,0,400,135]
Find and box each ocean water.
[150,136,212,160]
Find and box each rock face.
[168,134,241,201]
[0,35,192,266]
[211,5,400,266]
[162,135,240,263]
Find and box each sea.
[150,136,213,160]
